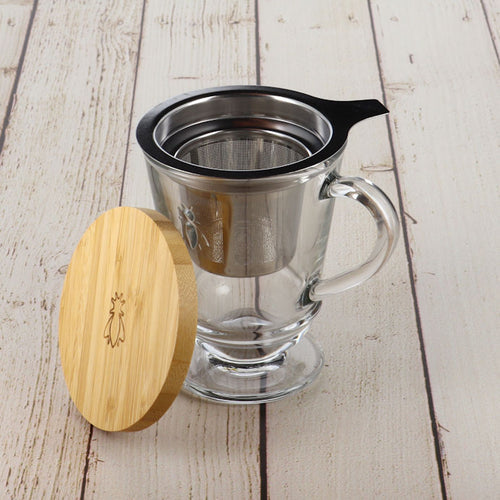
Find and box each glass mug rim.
[136,85,384,180]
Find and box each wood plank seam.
[254,0,261,87]
[259,404,267,500]
[254,3,268,500]
[367,1,447,498]
[79,426,93,500]
[0,0,37,155]
[480,0,500,65]
[119,0,148,206]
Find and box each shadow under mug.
[136,86,399,403]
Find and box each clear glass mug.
[137,86,399,403]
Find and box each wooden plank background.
[0,0,498,498]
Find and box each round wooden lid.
[59,207,197,432]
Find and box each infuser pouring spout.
[320,98,389,128]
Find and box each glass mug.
[136,86,399,403]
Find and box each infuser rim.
[136,86,353,179]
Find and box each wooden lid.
[59,207,197,432]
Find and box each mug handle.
[308,176,400,301]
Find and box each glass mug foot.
[183,334,324,404]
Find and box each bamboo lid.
[59,207,197,432]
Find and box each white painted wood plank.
[258,0,442,498]
[0,0,143,496]
[0,2,32,127]
[370,0,500,498]
[86,2,262,498]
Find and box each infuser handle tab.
[309,176,400,301]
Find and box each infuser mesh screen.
[175,129,310,171]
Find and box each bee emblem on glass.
[103,292,126,348]
[177,204,210,250]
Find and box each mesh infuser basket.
[137,86,387,277]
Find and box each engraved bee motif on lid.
[104,292,126,348]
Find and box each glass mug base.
[183,333,324,404]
